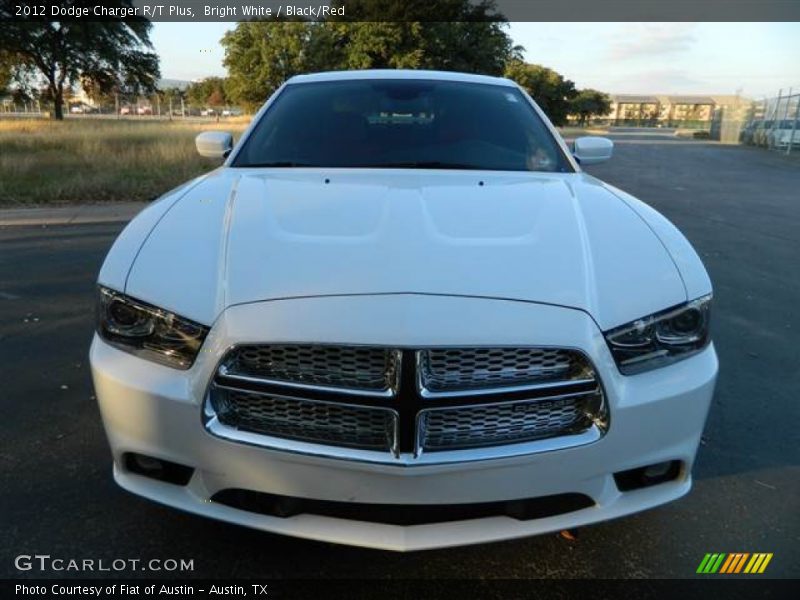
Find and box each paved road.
[1,137,798,580]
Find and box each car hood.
[122,168,688,330]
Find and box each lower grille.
[211,489,595,525]
[419,393,596,451]
[212,386,396,451]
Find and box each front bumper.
[90,294,718,551]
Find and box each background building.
[606,94,722,128]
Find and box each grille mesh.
[226,344,399,392]
[213,387,396,451]
[419,348,587,393]
[419,394,595,451]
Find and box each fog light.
[131,454,163,472]
[614,460,681,491]
[643,462,674,479]
[123,453,194,486]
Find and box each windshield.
[232,79,573,173]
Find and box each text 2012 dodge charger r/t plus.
[90,70,718,551]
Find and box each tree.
[222,21,332,111]
[0,1,159,119]
[186,77,227,109]
[324,0,519,74]
[221,1,520,109]
[504,59,576,126]
[207,89,225,111]
[1,51,39,101]
[0,51,13,94]
[569,89,612,125]
[325,20,518,74]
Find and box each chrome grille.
[418,348,591,395]
[207,344,606,464]
[419,392,598,451]
[224,344,400,393]
[212,386,396,451]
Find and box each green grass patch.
[0,118,250,206]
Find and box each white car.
[771,120,800,149]
[91,70,718,551]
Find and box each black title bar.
[4,578,799,599]
[2,0,800,22]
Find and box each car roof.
[286,69,516,87]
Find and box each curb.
[0,202,147,227]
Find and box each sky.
[151,22,800,99]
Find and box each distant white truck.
[772,120,800,149]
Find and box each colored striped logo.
[696,553,773,574]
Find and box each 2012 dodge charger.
[90,70,718,551]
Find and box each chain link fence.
[0,94,246,120]
[738,88,800,155]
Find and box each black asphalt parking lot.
[1,133,798,580]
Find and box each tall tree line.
[0,0,611,124]
[219,1,610,125]
[0,0,159,119]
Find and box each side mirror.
[573,136,613,165]
[195,131,233,159]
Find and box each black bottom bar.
[210,489,594,526]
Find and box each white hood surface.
[121,169,689,330]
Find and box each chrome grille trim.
[417,347,593,397]
[217,364,398,399]
[220,344,402,398]
[211,383,399,454]
[417,375,599,399]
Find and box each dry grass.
[0,118,251,206]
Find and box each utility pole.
[779,88,792,153]
[768,89,783,149]
[788,95,799,156]
[781,88,793,122]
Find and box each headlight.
[604,295,711,375]
[97,286,209,369]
